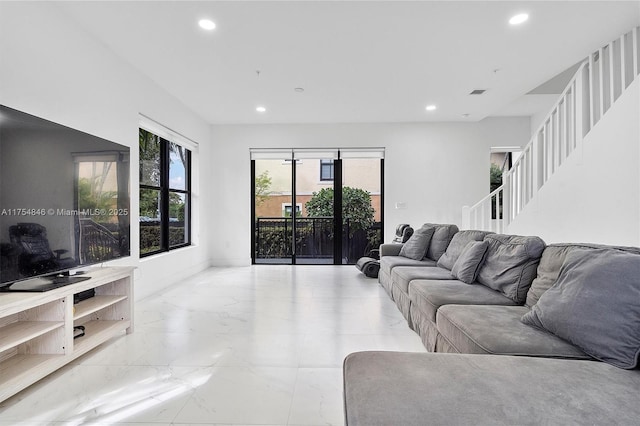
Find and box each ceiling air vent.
[469,89,486,95]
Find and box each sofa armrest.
[380,243,403,257]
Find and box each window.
[282,203,302,217]
[320,159,334,181]
[139,128,191,256]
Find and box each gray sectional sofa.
[344,224,640,425]
[344,351,640,426]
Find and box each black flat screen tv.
[0,105,130,291]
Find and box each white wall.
[0,2,213,300]
[508,79,640,245]
[530,107,551,137]
[210,118,530,266]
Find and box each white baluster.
[589,53,596,128]
[461,206,470,230]
[503,173,511,226]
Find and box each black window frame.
[139,128,192,257]
[319,159,334,181]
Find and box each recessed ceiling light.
[256,106,266,113]
[198,19,216,30]
[509,13,529,25]
[425,105,437,111]
[294,87,305,93]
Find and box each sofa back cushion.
[521,248,640,369]
[476,234,545,304]
[399,226,435,260]
[524,245,570,307]
[525,243,640,307]
[421,223,459,262]
[437,230,494,271]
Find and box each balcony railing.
[255,217,380,263]
[78,218,122,263]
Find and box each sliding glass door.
[341,154,383,264]
[253,157,294,264]
[293,151,336,264]
[252,149,383,265]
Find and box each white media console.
[0,266,134,403]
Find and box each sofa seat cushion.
[477,234,546,304]
[436,305,590,359]
[343,352,640,426]
[379,255,436,275]
[410,308,441,351]
[391,266,453,293]
[437,229,493,270]
[408,280,516,323]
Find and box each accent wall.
[210,119,531,266]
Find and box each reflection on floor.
[0,265,426,425]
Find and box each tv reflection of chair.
[9,223,77,277]
[0,242,20,282]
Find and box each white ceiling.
[56,1,640,124]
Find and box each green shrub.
[140,225,185,254]
[255,224,312,258]
[305,187,375,237]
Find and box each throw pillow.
[451,240,489,284]
[437,230,493,271]
[399,226,435,260]
[525,243,640,307]
[521,248,640,369]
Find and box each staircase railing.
[464,26,639,231]
[462,186,505,233]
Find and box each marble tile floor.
[0,265,427,425]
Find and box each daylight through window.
[139,128,191,256]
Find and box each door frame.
[251,151,384,265]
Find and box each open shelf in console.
[74,295,127,321]
[73,320,131,355]
[0,321,64,353]
[0,266,134,403]
[0,354,66,402]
